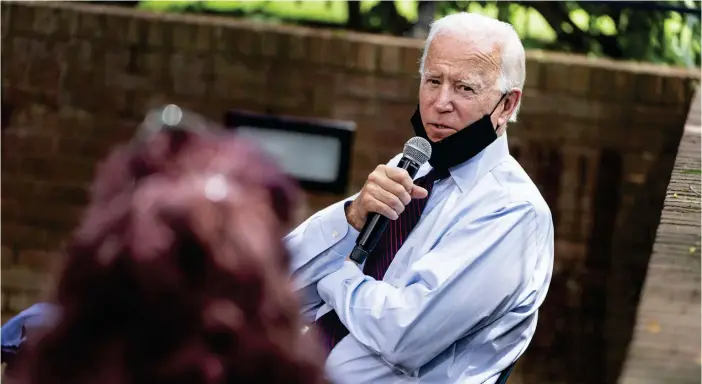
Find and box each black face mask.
[411,94,507,173]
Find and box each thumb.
[410,185,428,199]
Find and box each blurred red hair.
[7,113,326,384]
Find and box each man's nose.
[434,85,454,113]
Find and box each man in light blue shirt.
[287,12,554,384]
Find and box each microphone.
[349,137,432,265]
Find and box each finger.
[365,196,399,220]
[374,176,412,205]
[384,167,415,193]
[410,185,428,199]
[367,183,405,215]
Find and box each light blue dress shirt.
[286,134,554,384]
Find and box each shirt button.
[332,230,339,239]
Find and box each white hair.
[419,12,526,122]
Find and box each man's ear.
[497,89,522,126]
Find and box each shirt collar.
[445,133,510,194]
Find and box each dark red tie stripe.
[314,169,443,353]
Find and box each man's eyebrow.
[455,76,484,89]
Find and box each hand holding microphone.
[346,137,432,264]
[345,165,428,230]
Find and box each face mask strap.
[488,92,510,127]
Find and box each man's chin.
[427,128,457,142]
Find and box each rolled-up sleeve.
[316,200,539,372]
[285,195,360,322]
[285,153,403,322]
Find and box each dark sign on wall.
[225,110,356,194]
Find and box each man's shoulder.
[488,158,551,219]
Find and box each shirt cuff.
[317,260,365,305]
[319,200,360,257]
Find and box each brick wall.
[1,2,699,383]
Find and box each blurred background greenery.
[129,0,701,68]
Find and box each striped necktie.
[314,168,447,354]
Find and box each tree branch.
[346,0,362,30]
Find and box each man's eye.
[426,79,440,85]
[459,85,473,92]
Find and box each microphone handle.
[349,157,421,264]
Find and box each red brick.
[30,6,61,36]
[567,65,592,96]
[284,33,307,62]
[379,44,401,74]
[57,6,80,38]
[2,224,49,249]
[259,30,282,58]
[17,202,84,231]
[171,22,194,51]
[307,34,332,65]
[542,62,571,93]
[328,34,352,68]
[401,46,421,75]
[10,2,35,34]
[233,28,256,56]
[126,17,148,46]
[630,104,687,128]
[172,22,212,52]
[55,135,118,160]
[266,87,313,112]
[524,58,543,90]
[101,117,140,143]
[213,55,267,86]
[2,131,57,158]
[88,85,130,117]
[590,67,636,102]
[169,53,209,97]
[338,73,376,99]
[544,63,590,96]
[311,85,334,114]
[7,286,45,312]
[146,19,172,49]
[67,39,94,72]
[350,41,378,72]
[1,246,15,270]
[2,292,9,314]
[1,2,11,38]
[16,250,62,272]
[213,25,253,56]
[77,9,106,40]
[142,51,170,81]
[635,73,665,105]
[376,77,417,102]
[331,97,379,120]
[662,77,696,106]
[105,13,133,45]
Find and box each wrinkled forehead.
[424,31,503,83]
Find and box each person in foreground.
[2,107,326,384]
[288,12,554,383]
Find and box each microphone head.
[403,137,432,165]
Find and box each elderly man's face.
[419,33,505,142]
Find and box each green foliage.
[138,0,700,67]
